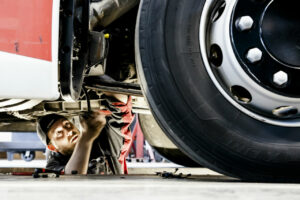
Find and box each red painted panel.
[0,0,53,61]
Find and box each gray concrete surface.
[0,160,299,200]
[0,172,300,200]
[0,159,184,169]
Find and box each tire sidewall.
[137,0,300,180]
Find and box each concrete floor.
[0,159,184,169]
[1,169,300,200]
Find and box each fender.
[0,0,60,100]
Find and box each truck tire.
[136,0,300,181]
[139,114,200,167]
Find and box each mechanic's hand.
[79,111,107,143]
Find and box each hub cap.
[262,0,300,67]
[200,0,300,127]
[232,0,300,97]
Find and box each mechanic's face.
[47,118,80,155]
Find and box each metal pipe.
[89,0,139,31]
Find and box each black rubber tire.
[136,0,300,181]
[21,151,35,162]
[139,114,201,167]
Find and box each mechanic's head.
[37,114,80,155]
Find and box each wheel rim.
[200,0,300,127]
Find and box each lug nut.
[273,71,288,86]
[236,16,254,31]
[246,48,263,63]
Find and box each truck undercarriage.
[0,0,299,181]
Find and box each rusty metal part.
[84,76,143,96]
[11,96,149,120]
[89,0,139,30]
[85,85,143,96]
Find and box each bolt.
[273,71,288,86]
[246,48,263,63]
[236,16,254,31]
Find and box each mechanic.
[36,93,133,175]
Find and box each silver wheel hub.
[200,0,300,127]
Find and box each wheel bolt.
[236,16,254,31]
[273,71,288,86]
[246,48,263,63]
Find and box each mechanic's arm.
[64,111,106,174]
